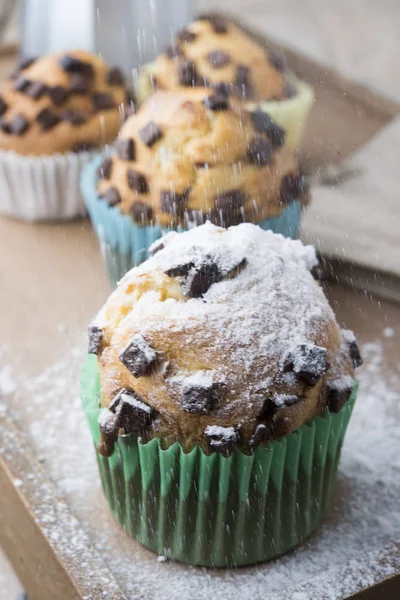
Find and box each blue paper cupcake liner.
[82,155,302,286]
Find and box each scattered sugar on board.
[1,336,399,599]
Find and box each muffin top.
[139,16,295,103]
[89,223,362,456]
[97,89,307,228]
[0,51,130,156]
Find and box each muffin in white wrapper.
[0,149,95,221]
[0,50,129,221]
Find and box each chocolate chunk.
[131,201,153,223]
[98,409,118,457]
[107,66,124,86]
[203,92,229,111]
[177,29,197,43]
[97,157,112,180]
[149,240,164,255]
[181,377,219,413]
[250,424,269,447]
[280,174,307,204]
[348,340,363,368]
[235,65,253,100]
[160,188,189,215]
[247,136,273,166]
[8,114,29,135]
[284,343,328,386]
[111,388,155,435]
[0,119,10,133]
[139,121,162,147]
[48,85,69,106]
[36,108,60,131]
[201,16,228,34]
[207,50,230,69]
[88,324,103,355]
[165,43,183,59]
[165,262,195,278]
[250,109,285,149]
[61,110,86,126]
[127,169,148,193]
[116,137,135,161]
[342,331,363,368]
[258,397,278,422]
[179,59,197,87]
[18,56,36,71]
[26,80,46,99]
[93,92,115,111]
[186,260,223,298]
[119,334,158,378]
[14,77,30,92]
[100,186,121,207]
[0,97,7,117]
[72,141,95,153]
[268,50,287,73]
[69,72,91,94]
[259,393,301,422]
[205,425,238,454]
[59,55,94,78]
[215,189,245,213]
[284,81,297,98]
[326,378,354,413]
[212,81,232,97]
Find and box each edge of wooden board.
[0,411,127,600]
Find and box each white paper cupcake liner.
[0,148,98,221]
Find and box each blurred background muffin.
[0,50,130,221]
[138,16,314,150]
[82,88,308,285]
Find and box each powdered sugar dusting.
[102,223,338,436]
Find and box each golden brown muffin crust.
[89,224,361,455]
[0,51,130,156]
[140,17,293,103]
[97,89,307,227]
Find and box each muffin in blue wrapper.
[82,89,309,286]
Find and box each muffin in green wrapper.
[82,88,309,286]
[81,222,361,567]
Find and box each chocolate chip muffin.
[0,51,129,155]
[88,222,361,455]
[96,88,307,229]
[138,16,314,150]
[0,51,130,221]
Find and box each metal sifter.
[20,0,193,75]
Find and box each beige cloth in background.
[301,117,400,277]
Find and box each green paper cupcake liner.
[81,156,302,287]
[81,355,357,567]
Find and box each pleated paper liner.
[81,156,302,286]
[0,148,94,221]
[82,355,357,567]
